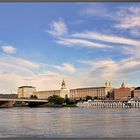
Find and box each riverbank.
[13,102,77,108]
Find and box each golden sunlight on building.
[18,86,36,98]
[113,83,132,100]
[32,79,68,99]
[69,81,112,100]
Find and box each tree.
[94,96,98,100]
[47,95,64,105]
[85,95,92,101]
[30,95,38,99]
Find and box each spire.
[61,79,66,89]
[105,81,112,88]
[109,82,112,87]
[121,82,125,88]
[105,81,108,87]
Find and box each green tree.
[85,95,92,101]
[47,95,64,105]
[30,95,38,99]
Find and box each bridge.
[0,98,48,108]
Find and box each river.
[0,107,140,138]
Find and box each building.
[33,80,69,99]
[69,82,112,100]
[33,90,61,99]
[18,86,36,98]
[113,83,132,100]
[133,87,140,99]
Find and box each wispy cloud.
[1,45,17,54]
[115,6,140,36]
[57,38,113,48]
[53,63,75,74]
[79,4,110,17]
[0,55,40,77]
[79,57,140,87]
[47,18,68,37]
[72,32,140,46]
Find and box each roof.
[35,90,60,93]
[18,86,35,88]
[70,86,107,90]
[134,87,140,90]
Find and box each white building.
[32,80,69,99]
[18,86,36,98]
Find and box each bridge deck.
[0,98,48,102]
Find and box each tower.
[105,81,108,87]
[109,82,112,88]
[60,79,68,98]
[105,81,112,88]
[121,82,125,88]
[61,79,66,90]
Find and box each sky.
[0,2,140,94]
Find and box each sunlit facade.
[113,83,132,100]
[18,86,36,98]
[33,90,61,99]
[69,82,112,100]
[33,80,68,99]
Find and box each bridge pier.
[0,101,13,108]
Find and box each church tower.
[60,79,68,98]
[61,79,66,90]
[105,81,112,88]
[121,82,125,88]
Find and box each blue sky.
[0,2,140,93]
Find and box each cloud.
[79,57,140,87]
[115,6,140,36]
[0,55,83,93]
[72,32,140,46]
[57,38,113,48]
[0,55,41,77]
[47,18,68,37]
[53,63,75,74]
[1,45,17,54]
[79,4,110,17]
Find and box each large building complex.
[18,80,69,99]
[17,81,136,101]
[18,86,36,98]
[69,82,112,100]
[113,83,132,100]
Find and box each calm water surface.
[0,107,140,138]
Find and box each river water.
[0,107,140,138]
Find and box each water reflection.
[0,107,140,138]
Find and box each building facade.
[69,82,112,100]
[33,90,61,99]
[113,83,131,100]
[18,86,36,98]
[33,80,69,99]
[133,87,140,99]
